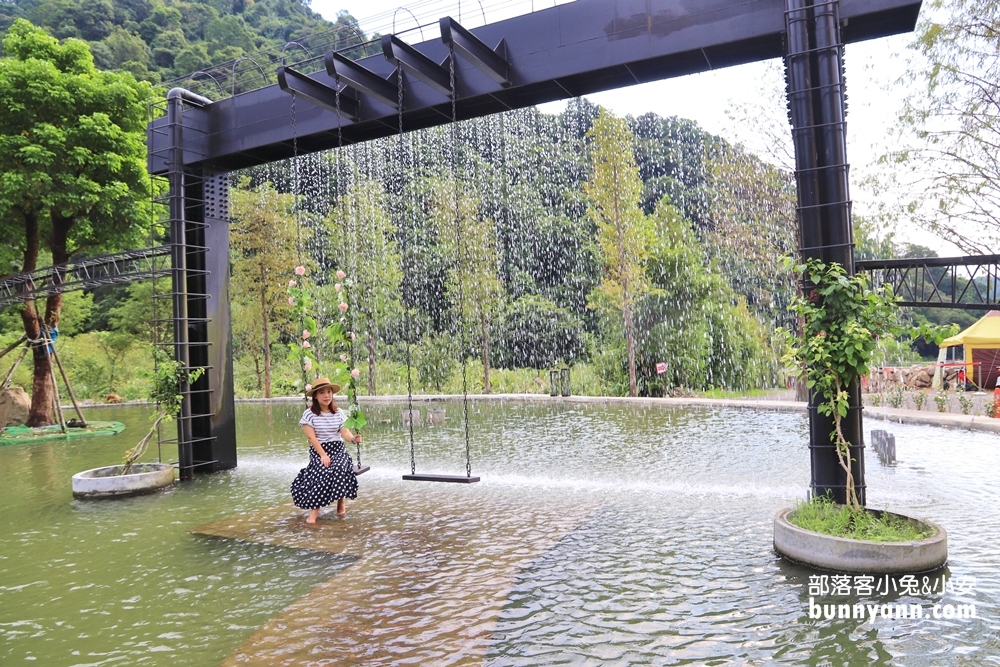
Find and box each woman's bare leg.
[336,498,346,516]
[306,508,320,524]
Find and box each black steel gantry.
[142,0,926,493]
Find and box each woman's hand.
[354,434,362,445]
[320,454,332,467]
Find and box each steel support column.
[785,0,865,505]
[165,89,237,478]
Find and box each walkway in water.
[191,485,597,665]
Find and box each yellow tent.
[940,310,1000,389]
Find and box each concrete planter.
[72,463,175,499]
[774,507,947,573]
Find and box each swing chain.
[398,67,417,477]
[449,44,474,480]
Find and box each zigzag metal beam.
[380,34,453,97]
[277,64,360,120]
[856,255,1000,310]
[326,52,399,109]
[440,17,510,87]
[0,246,173,311]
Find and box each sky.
[308,0,955,254]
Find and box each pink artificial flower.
[294,266,306,276]
[338,302,348,312]
[302,330,310,339]
[340,354,348,362]
[288,297,295,306]
[348,332,356,341]
[288,279,296,287]
[336,270,346,280]
[305,383,312,393]
[350,368,360,378]
[334,283,342,292]
[302,340,311,348]
[303,359,312,372]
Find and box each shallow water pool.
[0,400,997,665]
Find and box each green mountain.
[0,0,362,82]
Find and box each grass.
[788,497,934,542]
[698,387,783,399]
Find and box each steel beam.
[381,34,452,97]
[277,65,359,120]
[440,17,510,87]
[326,52,399,109]
[147,0,921,174]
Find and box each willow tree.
[425,176,504,394]
[706,142,797,328]
[325,172,402,396]
[584,108,654,397]
[0,20,152,425]
[229,180,298,397]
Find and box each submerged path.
[191,485,597,666]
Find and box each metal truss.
[0,245,173,311]
[856,255,1000,310]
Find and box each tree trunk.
[624,301,637,397]
[366,320,377,396]
[480,314,492,394]
[21,210,72,426]
[21,303,54,426]
[19,211,49,425]
[253,352,262,392]
[259,267,271,398]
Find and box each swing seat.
[402,473,479,483]
[353,465,370,475]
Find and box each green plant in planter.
[791,496,932,541]
[887,384,905,409]
[935,391,949,413]
[914,391,927,411]
[958,393,974,415]
[782,257,899,512]
[119,350,204,475]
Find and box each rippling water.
[0,401,997,666]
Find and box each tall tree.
[705,142,798,329]
[0,19,151,425]
[425,176,504,394]
[229,180,298,397]
[584,108,654,397]
[883,0,1000,252]
[325,171,403,396]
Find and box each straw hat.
[305,377,341,397]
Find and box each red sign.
[655,362,668,375]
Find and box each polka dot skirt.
[290,440,358,509]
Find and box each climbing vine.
[781,258,900,510]
[286,266,366,432]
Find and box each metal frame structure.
[857,255,1000,310]
[140,0,928,498]
[0,246,172,311]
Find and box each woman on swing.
[290,378,361,523]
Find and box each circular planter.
[72,463,175,499]
[774,507,947,573]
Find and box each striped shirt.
[299,408,346,442]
